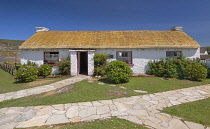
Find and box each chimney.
[35,27,49,32]
[170,26,183,31]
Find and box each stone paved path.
[0,84,209,129]
[0,75,90,102]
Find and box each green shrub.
[184,63,207,81]
[207,67,210,78]
[147,58,177,78]
[94,53,109,76]
[38,64,52,77]
[56,57,71,75]
[147,56,196,78]
[106,61,132,84]
[15,65,38,82]
[94,66,106,76]
[26,60,37,66]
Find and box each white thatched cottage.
[19,27,200,76]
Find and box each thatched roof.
[19,30,200,49]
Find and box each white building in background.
[19,27,200,76]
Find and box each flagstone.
[79,106,97,118]
[17,115,50,128]
[168,119,189,129]
[184,121,205,129]
[92,101,104,106]
[97,106,110,114]
[16,109,37,122]
[66,106,79,118]
[113,102,132,111]
[6,107,25,114]
[0,122,18,129]
[81,115,101,122]
[69,117,81,122]
[45,114,70,125]
[52,104,64,111]
[0,113,21,125]
[36,106,54,116]
[142,95,151,101]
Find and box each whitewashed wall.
[88,51,94,76]
[69,51,77,76]
[21,48,200,75]
[96,48,200,74]
[20,49,70,66]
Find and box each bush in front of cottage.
[38,64,52,77]
[184,63,207,81]
[106,60,132,84]
[15,65,38,82]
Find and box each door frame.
[77,51,88,75]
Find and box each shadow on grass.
[98,77,111,84]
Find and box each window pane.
[117,51,132,63]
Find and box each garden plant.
[106,60,132,84]
[94,53,109,76]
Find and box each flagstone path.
[0,84,209,129]
[0,75,90,102]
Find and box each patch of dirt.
[39,90,55,98]
[181,79,196,83]
[23,79,55,87]
[39,85,75,98]
[161,78,172,80]
[108,91,128,96]
[55,85,74,94]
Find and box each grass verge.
[0,77,210,108]
[0,68,69,94]
[18,118,148,129]
[161,98,210,127]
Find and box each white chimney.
[35,27,49,32]
[170,26,183,31]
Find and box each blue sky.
[0,0,210,46]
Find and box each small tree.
[56,57,71,75]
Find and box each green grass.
[1,77,210,108]
[0,68,69,94]
[161,98,210,127]
[18,118,148,129]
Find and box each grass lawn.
[0,68,69,94]
[18,118,148,129]
[161,98,210,127]
[0,76,210,108]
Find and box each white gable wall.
[20,48,200,75]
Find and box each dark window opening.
[166,51,182,58]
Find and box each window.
[44,52,59,64]
[116,51,132,64]
[166,51,182,58]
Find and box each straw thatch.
[19,30,200,49]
